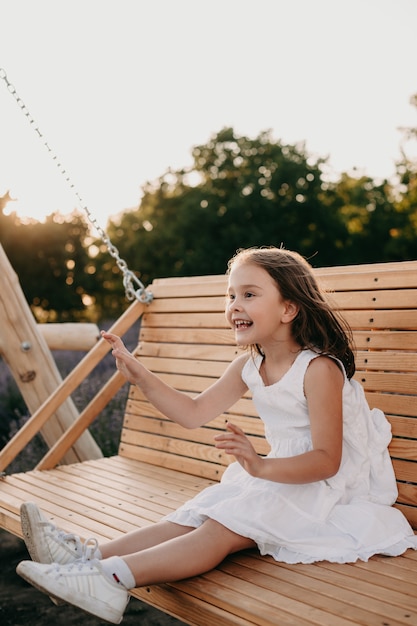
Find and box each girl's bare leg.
[99,521,194,558]
[115,519,256,587]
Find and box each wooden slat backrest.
[118,260,417,527]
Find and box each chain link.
[0,68,153,304]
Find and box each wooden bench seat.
[1,259,417,625]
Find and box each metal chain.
[0,68,153,304]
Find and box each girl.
[17,247,417,624]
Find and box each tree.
[103,128,350,289]
[2,118,416,322]
[321,173,416,263]
[0,206,99,321]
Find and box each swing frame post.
[0,243,147,472]
[0,243,104,465]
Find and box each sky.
[1,0,417,227]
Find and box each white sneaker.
[20,502,98,564]
[17,559,130,624]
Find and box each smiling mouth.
[234,320,253,330]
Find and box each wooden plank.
[121,429,230,466]
[396,503,417,529]
[132,586,255,626]
[319,268,417,291]
[123,405,266,437]
[392,458,417,483]
[356,351,417,372]
[150,280,227,299]
[389,438,417,461]
[59,459,211,506]
[389,415,417,439]
[144,297,417,320]
[142,311,228,327]
[138,344,417,376]
[143,297,227,314]
[223,554,417,625]
[331,289,417,310]
[121,422,269,456]
[352,331,417,349]
[148,262,417,297]
[315,260,417,275]
[354,371,417,394]
[139,326,236,345]
[137,355,231,378]
[99,456,217,493]
[139,326,417,350]
[265,558,417,624]
[365,392,417,418]
[144,309,417,333]
[137,341,240,361]
[391,466,417,489]
[128,387,258,418]
[397,482,417,507]
[169,569,370,626]
[344,309,417,330]
[119,443,226,481]
[316,555,417,593]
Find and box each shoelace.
[42,520,98,559]
[81,537,100,561]
[52,539,100,576]
[42,520,80,543]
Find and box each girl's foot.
[20,502,100,564]
[16,558,129,624]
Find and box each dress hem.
[164,511,417,564]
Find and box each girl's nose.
[229,297,242,311]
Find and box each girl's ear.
[282,300,299,323]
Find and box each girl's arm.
[215,356,344,483]
[101,331,249,428]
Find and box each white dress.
[164,349,417,563]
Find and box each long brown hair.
[227,247,356,379]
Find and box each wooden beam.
[0,244,102,465]
[0,323,100,353]
[0,298,146,472]
[37,323,100,351]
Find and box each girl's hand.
[101,331,142,384]
[214,422,262,476]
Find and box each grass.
[0,320,140,474]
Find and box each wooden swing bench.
[1,258,417,626]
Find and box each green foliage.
[0,210,99,321]
[103,128,344,286]
[103,127,417,291]
[1,119,417,322]
[321,173,417,262]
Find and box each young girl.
[17,247,417,624]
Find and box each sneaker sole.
[20,502,52,563]
[20,503,66,606]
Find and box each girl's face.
[226,262,296,347]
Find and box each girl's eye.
[245,292,254,298]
